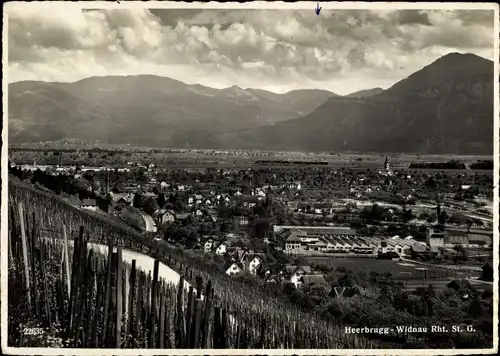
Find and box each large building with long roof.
[282,225,427,256]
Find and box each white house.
[204,240,214,253]
[225,261,242,276]
[256,190,266,197]
[216,242,228,255]
[243,254,265,275]
[285,231,305,254]
[289,266,312,288]
[154,209,176,224]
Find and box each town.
[8,149,494,295]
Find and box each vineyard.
[7,178,386,349]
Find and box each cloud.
[394,10,432,26]
[6,4,495,95]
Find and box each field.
[8,144,493,173]
[305,257,480,280]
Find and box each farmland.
[304,256,480,280]
[8,144,494,174]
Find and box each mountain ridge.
[8,52,493,154]
[241,53,493,154]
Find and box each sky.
[6,4,496,95]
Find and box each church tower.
[384,156,389,171]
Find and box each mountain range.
[8,52,494,154]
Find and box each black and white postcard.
[1,1,498,355]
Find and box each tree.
[133,192,143,208]
[157,193,166,208]
[402,209,414,223]
[251,218,270,240]
[142,197,159,216]
[439,210,449,225]
[304,284,329,305]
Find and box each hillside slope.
[242,53,493,154]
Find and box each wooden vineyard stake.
[84,254,96,347]
[175,276,185,348]
[149,259,160,348]
[158,288,166,348]
[9,202,18,266]
[193,299,203,348]
[185,285,194,347]
[68,226,81,331]
[102,238,113,345]
[259,318,267,348]
[236,323,241,349]
[29,212,40,318]
[92,273,103,347]
[128,260,137,348]
[55,279,66,336]
[72,247,92,346]
[116,247,123,348]
[38,242,52,327]
[221,308,228,348]
[201,281,212,348]
[136,272,144,348]
[17,202,32,309]
[213,306,221,348]
[122,264,127,318]
[8,210,14,263]
[62,223,71,297]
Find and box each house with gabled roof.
[242,253,266,275]
[263,273,282,284]
[153,209,176,225]
[230,246,253,262]
[280,265,313,288]
[236,195,261,208]
[215,241,229,255]
[224,260,243,276]
[284,230,306,254]
[204,239,214,253]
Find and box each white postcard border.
[1,1,499,355]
